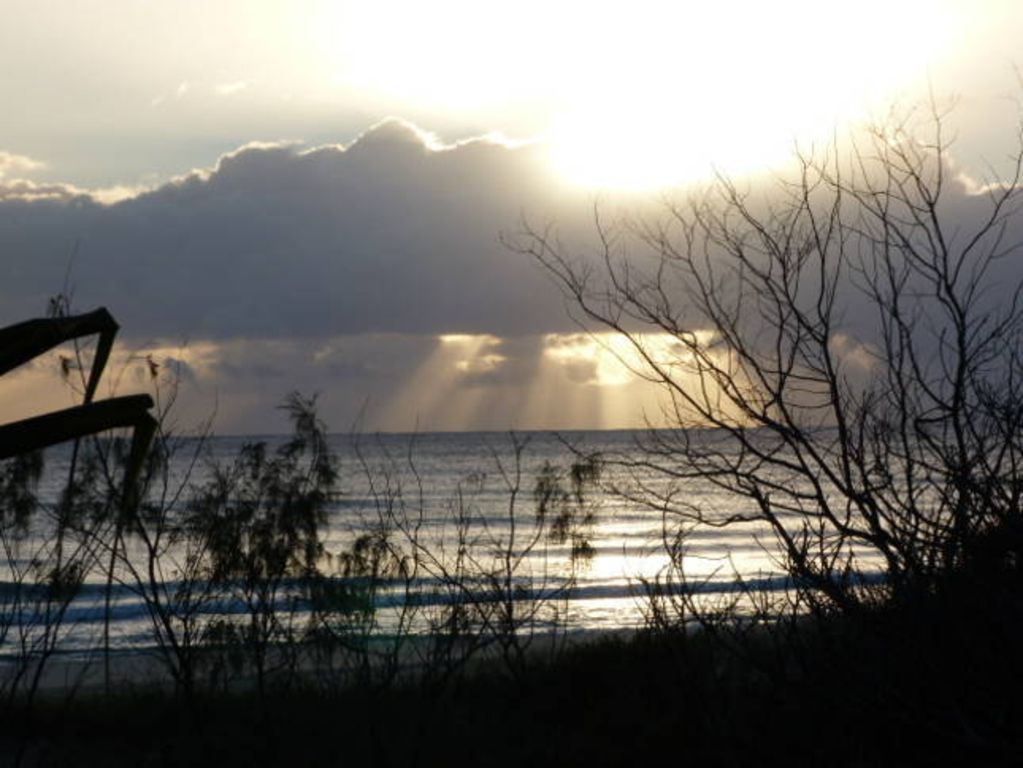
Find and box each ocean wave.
[0,569,887,633]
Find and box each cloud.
[215,80,250,96]
[0,118,630,431]
[0,119,590,340]
[151,81,191,107]
[0,179,85,203]
[145,332,665,432]
[0,151,44,179]
[3,117,1019,432]
[0,178,148,205]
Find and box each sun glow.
[548,0,963,189]
[320,0,962,191]
[543,332,715,387]
[380,332,718,431]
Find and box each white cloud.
[90,184,151,205]
[215,80,250,96]
[0,151,44,179]
[151,81,191,107]
[0,178,150,206]
[0,179,82,203]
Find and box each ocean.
[4,430,843,660]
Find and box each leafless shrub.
[516,100,1023,618]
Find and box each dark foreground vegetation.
[5,579,1023,767]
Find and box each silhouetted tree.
[186,392,337,695]
[518,101,1023,614]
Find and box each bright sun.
[546,0,963,189]
[325,0,963,190]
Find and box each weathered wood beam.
[0,395,154,459]
[0,395,158,508]
[0,308,118,403]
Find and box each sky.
[1,0,1022,433]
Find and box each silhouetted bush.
[518,100,1023,620]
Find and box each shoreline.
[5,625,644,697]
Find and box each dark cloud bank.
[5,119,1014,346]
[0,121,625,430]
[0,120,590,341]
[2,120,1020,431]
